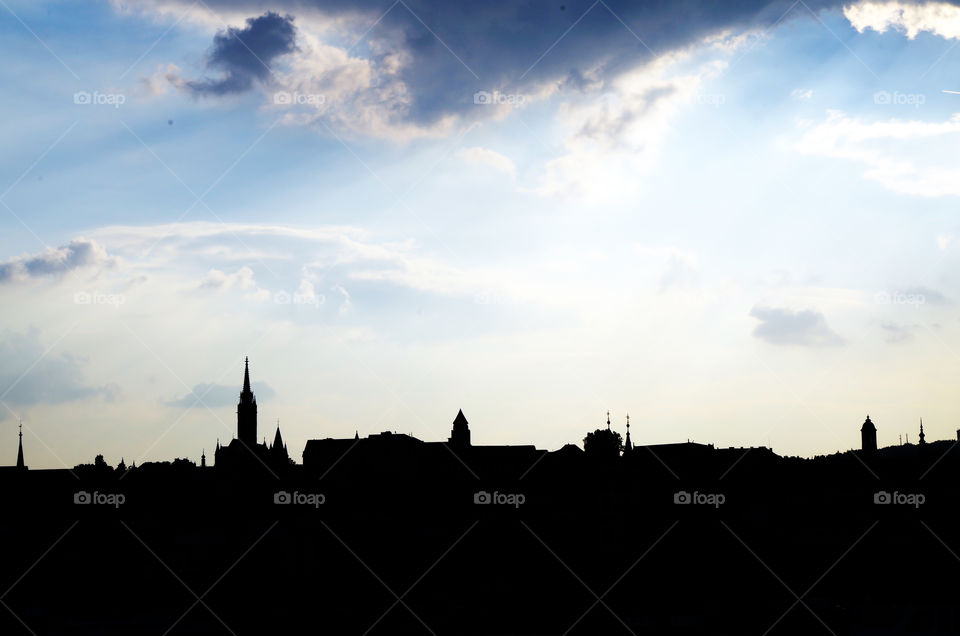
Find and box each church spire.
[237,356,258,446]
[919,417,926,445]
[16,418,25,470]
[272,420,284,449]
[623,413,633,455]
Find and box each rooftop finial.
[606,410,610,429]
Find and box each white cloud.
[844,1,960,40]
[0,239,116,284]
[137,63,182,98]
[791,88,813,101]
[795,110,960,196]
[456,147,516,178]
[198,266,257,292]
[529,51,730,199]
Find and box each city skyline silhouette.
[5,0,960,633]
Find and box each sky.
[3,0,960,468]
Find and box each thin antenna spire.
[606,410,610,429]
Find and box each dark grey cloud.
[186,12,298,96]
[750,305,844,347]
[166,0,847,125]
[0,330,120,407]
[0,239,114,283]
[166,381,276,408]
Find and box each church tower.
[237,357,257,447]
[918,418,926,446]
[861,415,877,454]
[448,409,471,448]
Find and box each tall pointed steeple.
[16,418,25,470]
[242,356,252,394]
[237,356,258,446]
[918,418,926,445]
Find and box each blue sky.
[3,0,960,468]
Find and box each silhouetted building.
[448,409,471,448]
[214,358,288,475]
[861,414,877,454]
[237,356,257,446]
[303,409,543,480]
[918,418,926,446]
[270,423,290,465]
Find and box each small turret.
[861,415,877,455]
